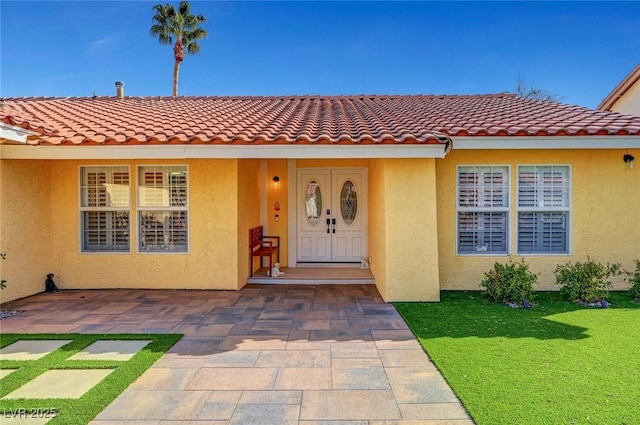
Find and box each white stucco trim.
[0,144,448,160]
[453,136,640,149]
[0,123,39,144]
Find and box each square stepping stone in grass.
[3,369,114,399]
[0,340,73,361]
[68,340,152,361]
[0,369,18,379]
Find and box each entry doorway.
[297,168,367,263]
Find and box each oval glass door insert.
[341,180,358,225]
[305,180,322,225]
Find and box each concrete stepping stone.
[69,340,151,361]
[0,369,18,379]
[0,340,72,361]
[3,369,114,399]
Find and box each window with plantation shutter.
[517,166,570,254]
[80,166,130,252]
[457,166,509,255]
[138,166,188,252]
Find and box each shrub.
[481,259,538,304]
[628,259,640,299]
[554,257,624,303]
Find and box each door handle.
[326,218,331,234]
[332,218,336,233]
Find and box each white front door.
[297,168,367,262]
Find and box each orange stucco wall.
[0,158,264,303]
[266,159,289,267]
[268,157,441,302]
[369,158,440,301]
[3,148,635,304]
[0,160,54,302]
[368,159,388,299]
[436,149,640,291]
[296,159,370,168]
[238,159,261,285]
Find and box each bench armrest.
[262,235,280,247]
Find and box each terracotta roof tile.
[0,101,56,135]
[2,94,640,146]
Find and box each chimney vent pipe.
[115,81,125,99]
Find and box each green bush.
[554,257,624,303]
[628,259,640,299]
[481,259,538,304]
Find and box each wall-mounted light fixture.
[273,176,281,212]
[624,153,635,169]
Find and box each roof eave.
[597,63,640,111]
[0,143,451,160]
[0,122,41,144]
[452,135,640,149]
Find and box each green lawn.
[0,333,181,425]
[395,292,640,425]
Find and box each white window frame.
[516,165,571,256]
[137,165,189,254]
[79,165,131,253]
[456,165,511,256]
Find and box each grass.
[395,292,640,425]
[0,333,181,424]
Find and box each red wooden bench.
[249,226,280,277]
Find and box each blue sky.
[1,1,639,108]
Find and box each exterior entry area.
[5,94,639,304]
[297,168,367,263]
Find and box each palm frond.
[178,1,191,17]
[182,27,207,44]
[185,42,200,55]
[150,24,173,45]
[184,13,207,30]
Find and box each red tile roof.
[2,94,640,146]
[0,102,56,136]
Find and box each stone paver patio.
[1,285,474,424]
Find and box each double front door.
[297,168,367,262]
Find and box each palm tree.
[150,1,207,96]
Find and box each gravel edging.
[0,310,19,320]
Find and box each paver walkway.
[1,285,473,424]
